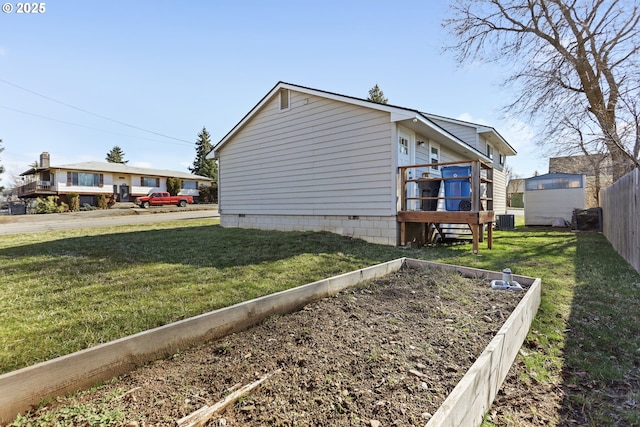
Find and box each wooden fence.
[600,168,640,274]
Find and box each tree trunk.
[608,146,635,181]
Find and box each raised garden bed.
[1,258,540,426]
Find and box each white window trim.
[399,136,409,155]
[279,89,291,112]
[486,143,494,160]
[429,141,441,176]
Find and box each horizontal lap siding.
[439,148,457,164]
[492,169,506,213]
[219,92,394,216]
[428,118,479,150]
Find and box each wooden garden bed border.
[0,258,541,425]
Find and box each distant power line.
[0,105,194,147]
[0,77,194,145]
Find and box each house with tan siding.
[209,82,516,247]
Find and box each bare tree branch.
[444,0,640,180]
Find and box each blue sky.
[0,0,546,188]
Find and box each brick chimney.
[39,152,50,168]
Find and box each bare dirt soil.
[17,267,549,427]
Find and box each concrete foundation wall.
[220,213,398,245]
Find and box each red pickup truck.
[136,192,193,208]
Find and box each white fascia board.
[424,113,517,156]
[390,110,419,122]
[209,82,287,159]
[209,82,414,159]
[408,115,489,160]
[478,128,517,155]
[279,82,398,113]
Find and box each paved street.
[0,206,219,236]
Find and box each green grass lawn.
[1,217,638,425]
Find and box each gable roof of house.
[20,161,212,181]
[209,81,517,159]
[421,112,514,154]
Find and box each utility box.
[496,214,515,230]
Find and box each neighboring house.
[18,152,213,206]
[524,173,586,226]
[548,154,613,207]
[208,82,517,247]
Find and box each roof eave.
[209,82,431,159]
[209,81,517,160]
[398,115,490,160]
[478,128,517,156]
[35,162,212,181]
[423,112,517,156]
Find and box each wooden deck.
[398,210,494,253]
[398,160,494,254]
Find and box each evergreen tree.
[106,146,128,164]
[189,127,217,181]
[166,177,182,196]
[367,84,388,104]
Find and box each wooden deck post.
[471,161,481,212]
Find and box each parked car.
[136,192,193,208]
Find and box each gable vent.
[279,89,290,110]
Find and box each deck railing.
[397,160,495,253]
[398,159,493,213]
[16,181,55,197]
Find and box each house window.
[68,172,102,187]
[141,177,160,187]
[398,136,409,155]
[430,143,440,171]
[182,180,197,190]
[499,153,505,165]
[486,144,494,160]
[279,89,290,111]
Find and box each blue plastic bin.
[442,166,471,211]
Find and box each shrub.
[67,193,80,212]
[510,193,524,208]
[96,194,108,209]
[198,185,218,203]
[35,196,67,214]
